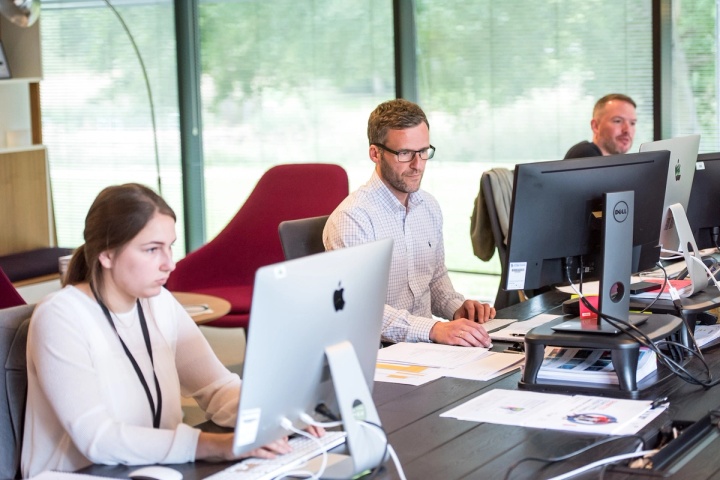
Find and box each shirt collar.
[368,170,424,211]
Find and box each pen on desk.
[651,397,669,409]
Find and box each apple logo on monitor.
[333,282,345,311]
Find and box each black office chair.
[0,303,35,480]
[278,215,330,260]
[478,170,551,309]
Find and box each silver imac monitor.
[233,238,392,477]
[639,134,701,253]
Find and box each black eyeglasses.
[372,143,436,163]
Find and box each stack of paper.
[536,347,657,385]
[375,343,524,386]
[441,388,666,435]
[693,324,720,350]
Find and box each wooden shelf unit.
[0,17,55,256]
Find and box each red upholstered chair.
[165,163,349,330]
[0,267,26,309]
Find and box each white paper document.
[445,352,525,381]
[374,343,524,385]
[489,313,560,342]
[376,342,492,368]
[693,324,720,350]
[374,362,444,386]
[441,388,662,435]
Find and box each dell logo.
[613,201,629,223]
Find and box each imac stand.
[521,191,684,397]
[663,203,707,296]
[309,341,387,479]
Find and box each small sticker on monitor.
[273,265,287,279]
[507,262,527,290]
[235,408,261,446]
[696,161,705,171]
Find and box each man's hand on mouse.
[429,318,491,347]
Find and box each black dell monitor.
[504,151,670,332]
[686,152,720,251]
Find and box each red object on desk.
[579,295,599,320]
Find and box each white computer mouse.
[128,465,183,480]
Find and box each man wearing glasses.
[324,99,496,347]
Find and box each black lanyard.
[91,285,163,428]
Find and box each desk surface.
[83,291,720,479]
[171,292,231,325]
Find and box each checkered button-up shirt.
[324,171,464,343]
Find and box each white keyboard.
[206,431,347,480]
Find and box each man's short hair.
[367,98,429,145]
[592,93,637,119]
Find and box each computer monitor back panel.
[639,134,701,251]
[233,239,392,455]
[687,152,720,250]
[504,151,669,291]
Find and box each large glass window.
[415,0,654,299]
[198,0,394,238]
[671,0,719,153]
[41,0,183,252]
[38,1,713,303]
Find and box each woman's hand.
[196,426,326,462]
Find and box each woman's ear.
[98,250,114,269]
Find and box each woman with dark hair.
[22,184,309,477]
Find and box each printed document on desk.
[375,343,524,385]
[376,342,492,368]
[489,313,560,342]
[441,388,663,435]
[446,352,525,381]
[537,347,657,385]
[375,362,443,386]
[694,324,720,350]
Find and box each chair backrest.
[278,215,329,260]
[0,303,34,480]
[166,163,349,291]
[481,173,509,267]
[480,169,517,310]
[0,267,26,310]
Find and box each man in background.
[323,98,495,346]
[564,93,637,159]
